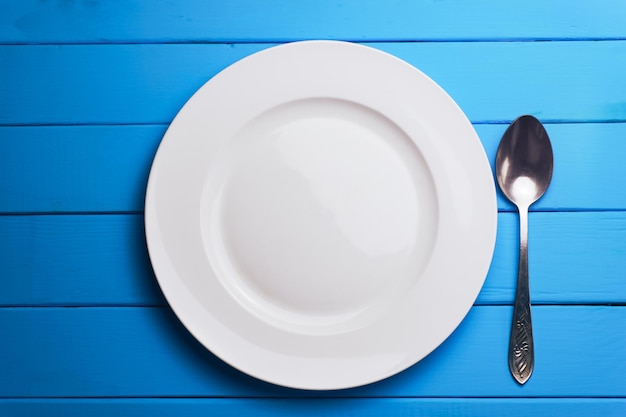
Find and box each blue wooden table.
[1,1,625,416]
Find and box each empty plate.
[145,40,497,390]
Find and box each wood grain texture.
[0,306,624,397]
[2,123,626,213]
[1,2,624,413]
[1,399,625,417]
[2,0,626,43]
[1,212,625,307]
[0,215,162,306]
[2,41,626,125]
[0,125,165,213]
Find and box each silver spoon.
[495,115,553,384]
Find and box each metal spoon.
[495,115,553,384]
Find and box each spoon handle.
[509,205,534,384]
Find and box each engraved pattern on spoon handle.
[509,205,534,384]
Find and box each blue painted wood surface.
[2,0,626,43]
[1,399,626,417]
[1,212,625,306]
[1,1,625,416]
[1,306,624,397]
[2,123,626,212]
[2,42,626,125]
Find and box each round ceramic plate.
[145,40,497,390]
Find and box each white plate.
[145,41,497,390]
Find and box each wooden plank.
[2,1,626,44]
[1,399,625,417]
[0,215,162,307]
[1,212,625,307]
[0,44,265,126]
[0,306,623,397]
[2,122,626,213]
[2,41,626,125]
[0,125,165,213]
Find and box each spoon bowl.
[496,115,553,384]
[496,116,553,207]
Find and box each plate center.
[205,98,438,330]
